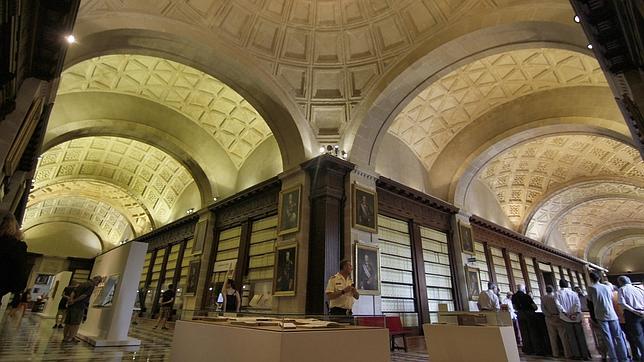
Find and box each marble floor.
[0,312,604,362]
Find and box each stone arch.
[66,17,312,170]
[443,86,628,205]
[585,225,644,263]
[46,92,230,202]
[345,5,592,168]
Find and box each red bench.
[355,315,410,352]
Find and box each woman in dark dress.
[221,279,240,313]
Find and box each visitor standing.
[154,284,175,330]
[63,276,102,343]
[325,259,359,316]
[478,282,500,311]
[588,271,628,361]
[556,279,591,360]
[222,279,241,313]
[543,285,569,358]
[512,284,544,355]
[617,276,644,361]
[0,210,28,304]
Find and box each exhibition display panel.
[424,323,519,362]
[171,319,390,362]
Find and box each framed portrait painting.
[352,184,378,233]
[466,266,481,301]
[278,185,301,235]
[354,242,380,295]
[192,219,208,256]
[273,242,297,296]
[459,223,474,255]
[186,259,201,295]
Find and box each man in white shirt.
[556,279,591,360]
[325,259,359,316]
[502,291,521,345]
[542,285,570,358]
[477,282,500,311]
[617,275,644,360]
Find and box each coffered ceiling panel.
[476,134,644,228]
[33,136,195,224]
[389,48,606,169]
[525,181,644,242]
[23,196,134,246]
[552,198,644,254]
[59,54,273,168]
[77,0,487,139]
[28,180,153,235]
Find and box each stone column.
[191,211,215,315]
[455,212,473,311]
[302,155,354,314]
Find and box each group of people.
[478,271,644,361]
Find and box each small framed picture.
[352,184,378,233]
[466,266,481,301]
[186,260,201,296]
[274,241,297,296]
[459,222,474,255]
[35,274,51,285]
[354,242,380,295]
[192,219,208,256]
[278,185,301,235]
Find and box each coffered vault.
[59,55,273,169]
[22,0,640,269]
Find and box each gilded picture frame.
[185,259,201,296]
[277,185,301,236]
[352,184,378,233]
[354,241,381,296]
[466,266,481,301]
[459,222,474,255]
[273,241,297,297]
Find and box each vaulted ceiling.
[21,0,641,270]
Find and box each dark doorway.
[542,271,555,288]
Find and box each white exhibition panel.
[423,324,520,362]
[171,320,391,362]
[39,271,72,318]
[79,241,147,347]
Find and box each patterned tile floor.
[0,312,603,361]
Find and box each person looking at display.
[477,282,500,311]
[53,284,75,329]
[542,285,569,358]
[556,279,591,360]
[222,279,241,313]
[325,259,359,316]
[63,275,102,343]
[502,291,521,345]
[154,284,175,330]
[512,284,544,355]
[588,271,628,362]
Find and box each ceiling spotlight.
[341,151,347,159]
[186,208,195,214]
[326,145,333,152]
[213,197,218,201]
[319,146,325,154]
[64,34,76,44]
[587,44,593,50]
[573,15,580,23]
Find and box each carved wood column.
[302,155,354,314]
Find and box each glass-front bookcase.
[210,226,242,308]
[420,226,454,323]
[474,242,490,292]
[490,247,510,294]
[377,214,418,327]
[525,257,542,310]
[244,215,277,311]
[508,252,525,291]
